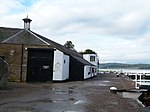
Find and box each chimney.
[22,15,32,30]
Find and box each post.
[20,44,24,82]
[140,73,142,86]
[135,73,138,89]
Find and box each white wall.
[53,50,63,81]
[83,54,99,76]
[84,65,92,79]
[91,66,97,76]
[62,54,69,80]
[84,66,98,79]
[83,54,99,66]
[53,50,69,81]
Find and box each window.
[90,56,95,62]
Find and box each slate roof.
[2,30,47,45]
[0,27,22,42]
[30,31,83,58]
[0,27,93,66]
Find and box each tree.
[64,41,75,50]
[79,49,96,54]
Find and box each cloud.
[1,0,150,63]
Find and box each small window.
[90,56,95,62]
[64,60,66,64]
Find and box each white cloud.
[1,0,150,63]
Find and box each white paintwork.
[62,54,69,80]
[84,66,97,79]
[124,72,150,88]
[53,50,69,81]
[83,54,99,66]
[83,54,99,76]
[84,66,92,79]
[92,66,97,76]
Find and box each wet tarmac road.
[0,82,86,112]
[0,73,146,112]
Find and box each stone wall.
[0,43,50,82]
[0,44,22,82]
[0,58,8,89]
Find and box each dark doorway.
[27,48,54,82]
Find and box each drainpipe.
[20,44,24,82]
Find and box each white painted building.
[53,50,70,81]
[83,54,99,77]
[83,54,99,66]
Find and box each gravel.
[83,73,144,112]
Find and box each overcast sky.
[1,0,150,64]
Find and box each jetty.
[100,69,150,88]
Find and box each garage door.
[27,48,54,82]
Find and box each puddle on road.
[4,107,33,112]
[54,90,68,94]
[54,90,74,94]
[27,97,76,104]
[98,80,110,86]
[73,100,84,105]
[53,88,74,95]
[27,98,54,103]
[68,85,78,89]
[53,97,79,103]
[98,83,107,86]
[62,111,82,112]
[102,80,110,83]
[69,98,75,101]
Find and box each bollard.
[110,87,117,94]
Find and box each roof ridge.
[0,26,22,30]
[29,31,57,47]
[2,29,24,43]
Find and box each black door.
[69,57,84,81]
[27,48,54,82]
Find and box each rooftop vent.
[22,15,32,30]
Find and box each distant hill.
[99,63,150,69]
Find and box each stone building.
[0,17,95,82]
